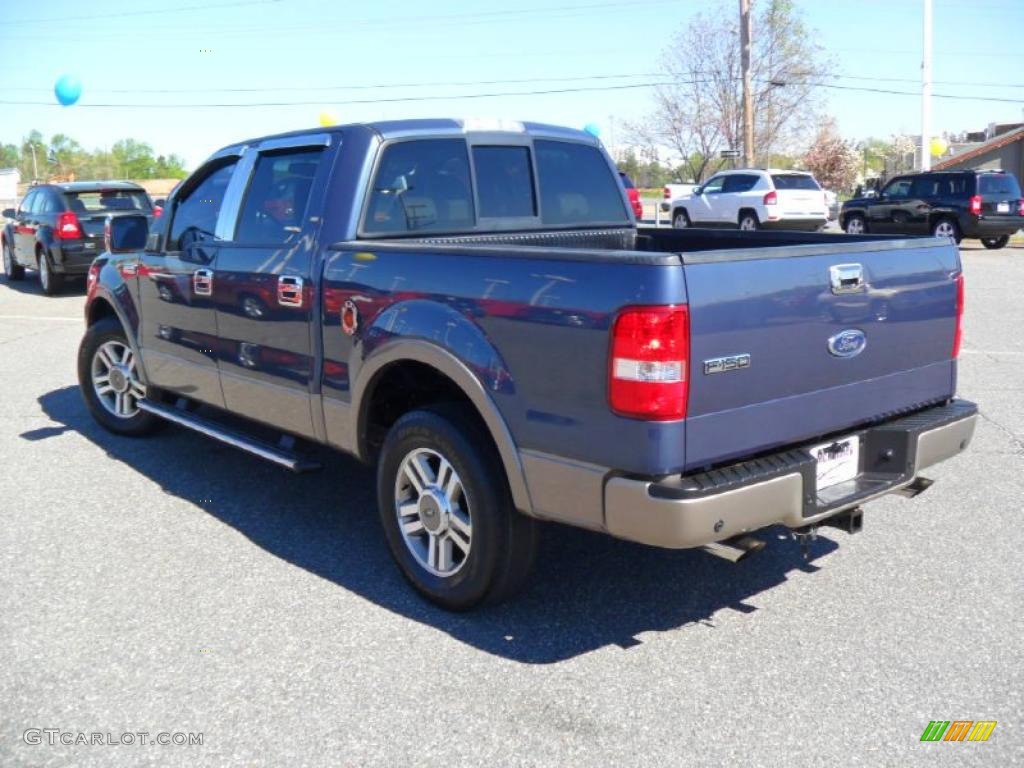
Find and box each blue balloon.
[583,122,601,138]
[54,75,82,106]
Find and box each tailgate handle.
[830,264,865,294]
[278,275,304,307]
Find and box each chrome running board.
[137,399,321,473]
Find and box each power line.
[1,78,1022,108]
[2,70,1021,96]
[2,0,283,25]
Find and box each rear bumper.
[52,241,101,273]
[762,216,828,231]
[604,400,977,549]
[961,216,1022,239]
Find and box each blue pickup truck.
[79,119,977,609]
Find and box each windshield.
[64,189,152,214]
[771,174,820,191]
[978,173,1022,198]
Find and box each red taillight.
[763,190,778,206]
[663,186,671,199]
[952,273,964,358]
[609,305,689,420]
[968,195,982,216]
[87,262,100,294]
[56,211,83,240]
[153,205,163,218]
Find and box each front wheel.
[843,214,867,235]
[738,212,760,231]
[3,240,25,281]
[672,209,691,229]
[981,235,1010,250]
[78,316,164,436]
[377,405,537,610]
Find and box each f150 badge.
[703,354,751,375]
[828,329,867,358]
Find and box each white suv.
[670,169,828,231]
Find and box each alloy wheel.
[91,340,146,419]
[394,447,472,577]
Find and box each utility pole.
[921,0,933,170]
[29,143,38,180]
[740,0,754,168]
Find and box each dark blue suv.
[2,181,153,295]
[840,169,1023,248]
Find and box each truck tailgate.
[682,239,961,470]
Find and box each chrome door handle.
[193,268,214,296]
[830,263,865,295]
[278,275,304,307]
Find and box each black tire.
[37,249,64,296]
[3,239,25,281]
[931,218,962,244]
[981,235,1010,250]
[843,214,867,235]
[672,209,691,229]
[78,316,164,436]
[738,211,760,231]
[377,404,538,610]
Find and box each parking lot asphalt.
[1,243,1021,767]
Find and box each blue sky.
[1,0,1021,169]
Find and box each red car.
[618,171,644,220]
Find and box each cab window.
[364,140,474,235]
[234,149,323,244]
[534,140,628,225]
[167,160,238,252]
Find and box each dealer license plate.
[809,435,860,490]
[997,202,1010,213]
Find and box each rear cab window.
[770,174,820,191]
[65,189,152,214]
[534,139,628,226]
[361,136,628,236]
[472,146,536,219]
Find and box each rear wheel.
[78,316,163,436]
[843,214,867,235]
[377,404,537,610]
[981,235,1010,250]
[672,209,691,229]
[738,211,760,231]
[38,250,64,296]
[2,240,24,281]
[932,218,962,244]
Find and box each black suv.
[840,169,1023,248]
[2,181,153,295]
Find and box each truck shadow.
[34,385,839,665]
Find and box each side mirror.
[105,214,149,253]
[693,186,703,195]
[2,208,15,219]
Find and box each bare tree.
[631,0,829,180]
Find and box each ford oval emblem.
[828,329,867,358]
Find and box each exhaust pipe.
[702,535,766,563]
[892,476,934,498]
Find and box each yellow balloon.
[318,110,337,127]
[930,137,948,157]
